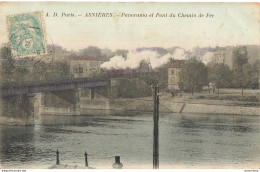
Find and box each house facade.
[70,57,102,78]
[167,60,185,90]
[214,46,226,64]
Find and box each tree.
[251,60,260,89]
[239,62,259,91]
[101,48,113,61]
[117,78,152,98]
[233,46,248,70]
[0,45,12,60]
[31,61,71,82]
[178,57,208,94]
[232,46,250,96]
[138,68,168,89]
[78,46,102,59]
[12,66,30,84]
[208,63,232,96]
[0,46,14,85]
[46,61,71,80]
[113,49,129,59]
[0,45,72,85]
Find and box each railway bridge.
[0,78,110,125]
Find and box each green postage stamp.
[6,11,47,59]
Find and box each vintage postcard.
[0,1,259,170]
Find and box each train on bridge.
[100,68,161,78]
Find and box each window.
[79,67,83,73]
[171,70,174,75]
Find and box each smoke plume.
[201,52,215,64]
[101,48,186,70]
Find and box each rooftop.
[166,60,185,68]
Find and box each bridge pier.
[90,88,95,99]
[105,100,110,115]
[33,93,45,124]
[0,96,3,117]
[73,89,81,115]
[0,95,35,125]
[32,90,82,119]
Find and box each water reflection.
[0,125,35,163]
[177,114,257,133]
[0,113,259,168]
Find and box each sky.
[0,2,259,51]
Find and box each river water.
[0,113,259,169]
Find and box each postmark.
[6,11,47,59]
[6,11,54,71]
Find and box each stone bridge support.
[33,87,112,119]
[73,89,81,115]
[0,97,3,117]
[80,87,110,99]
[33,93,45,124]
[37,90,81,116]
[90,88,95,99]
[0,95,35,125]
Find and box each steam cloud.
[201,52,214,64]
[101,48,186,70]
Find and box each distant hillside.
[136,47,168,54]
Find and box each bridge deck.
[0,78,109,97]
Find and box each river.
[0,113,259,169]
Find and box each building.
[167,60,185,90]
[214,46,226,64]
[212,46,234,69]
[70,56,102,78]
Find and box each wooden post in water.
[112,156,123,169]
[84,151,88,167]
[56,149,60,165]
[153,85,159,169]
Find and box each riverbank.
[1,89,259,126]
[79,98,259,116]
[0,116,34,125]
[79,89,260,116]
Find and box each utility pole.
[153,85,159,169]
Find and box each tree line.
[178,46,259,96]
[0,46,71,86]
[0,44,259,98]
